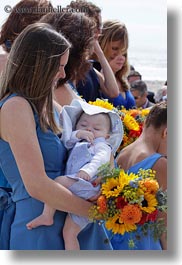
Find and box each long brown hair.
[0,0,53,52]
[98,20,130,92]
[0,23,70,133]
[40,12,95,85]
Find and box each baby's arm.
[78,142,111,180]
[76,170,91,181]
[76,130,95,143]
[66,130,94,149]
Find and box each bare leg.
[26,176,76,230]
[26,204,56,230]
[63,214,81,250]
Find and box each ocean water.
[0,45,167,82]
[128,47,167,82]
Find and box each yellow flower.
[105,213,136,234]
[123,113,140,131]
[140,193,157,213]
[141,108,150,117]
[101,177,122,198]
[88,99,114,110]
[118,169,131,187]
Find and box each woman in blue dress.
[0,23,112,250]
[109,102,167,250]
[98,20,136,110]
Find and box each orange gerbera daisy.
[120,204,142,225]
[97,195,107,213]
[143,179,159,194]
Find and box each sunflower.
[123,113,140,131]
[118,169,133,187]
[140,193,157,213]
[105,213,136,234]
[101,177,123,198]
[88,99,114,110]
[141,108,150,117]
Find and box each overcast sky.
[0,0,167,52]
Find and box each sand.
[0,48,165,95]
[144,80,166,94]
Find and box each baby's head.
[76,112,111,139]
[60,99,123,154]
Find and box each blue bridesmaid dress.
[0,94,112,250]
[102,90,136,110]
[108,153,163,250]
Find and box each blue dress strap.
[128,153,163,173]
[0,93,18,108]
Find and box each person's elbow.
[107,90,119,98]
[104,87,119,98]
[26,184,43,200]
[24,176,48,201]
[110,90,119,98]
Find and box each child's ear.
[106,134,110,139]
[162,127,167,138]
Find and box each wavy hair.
[40,12,95,85]
[68,0,101,30]
[0,0,53,52]
[0,23,71,133]
[98,20,130,92]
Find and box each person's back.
[111,102,167,250]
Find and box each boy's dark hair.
[145,102,167,129]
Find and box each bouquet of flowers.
[117,107,150,151]
[88,99,150,152]
[89,163,167,248]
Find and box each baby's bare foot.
[26,214,53,230]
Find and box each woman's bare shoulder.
[1,96,30,112]
[1,96,33,125]
[153,156,167,171]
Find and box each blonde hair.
[99,20,130,91]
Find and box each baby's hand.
[76,130,95,143]
[76,170,91,181]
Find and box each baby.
[26,99,123,250]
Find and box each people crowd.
[0,0,167,250]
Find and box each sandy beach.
[0,46,164,95]
[144,80,165,94]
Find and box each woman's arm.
[0,97,91,217]
[93,40,119,98]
